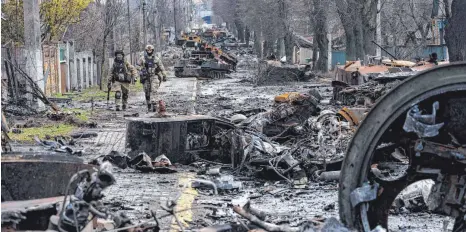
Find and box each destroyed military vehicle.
[338,62,466,231]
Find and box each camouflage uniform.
[2,111,11,152]
[107,52,138,111]
[137,49,167,111]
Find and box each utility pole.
[142,0,147,45]
[174,0,177,38]
[23,0,44,109]
[127,0,133,64]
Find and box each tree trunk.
[277,0,293,64]
[263,40,270,58]
[108,0,115,55]
[362,0,378,57]
[345,31,356,61]
[363,25,376,57]
[100,38,106,90]
[354,19,365,60]
[245,27,250,47]
[312,39,318,69]
[235,19,245,42]
[277,38,283,57]
[445,0,466,61]
[337,0,356,61]
[253,31,261,56]
[313,0,329,72]
[284,32,293,64]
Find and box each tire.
[338,62,466,229]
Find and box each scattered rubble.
[91,151,177,174]
[332,79,402,106]
[33,135,84,155]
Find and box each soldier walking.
[107,50,138,111]
[137,45,167,112]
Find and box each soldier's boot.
[122,104,127,111]
[152,103,157,113]
[147,104,152,111]
[115,91,122,112]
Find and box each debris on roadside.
[91,151,177,174]
[70,131,98,138]
[255,61,313,85]
[239,90,321,137]
[392,179,435,214]
[214,175,243,190]
[123,112,140,117]
[230,200,379,232]
[34,135,84,155]
[47,111,97,128]
[332,79,402,107]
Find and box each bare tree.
[382,0,433,59]
[335,0,380,60]
[67,0,125,89]
[278,0,294,64]
[445,0,466,61]
[312,0,329,71]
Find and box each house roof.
[294,34,313,48]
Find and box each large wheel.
[339,62,466,230]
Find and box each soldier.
[107,50,138,111]
[137,45,167,112]
[2,111,12,152]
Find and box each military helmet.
[114,50,125,56]
[145,45,154,51]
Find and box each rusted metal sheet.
[1,152,94,201]
[334,60,426,86]
[334,66,363,85]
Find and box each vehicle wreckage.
[174,31,238,79]
[339,62,466,231]
[2,63,464,232]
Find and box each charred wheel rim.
[338,62,466,231]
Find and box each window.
[59,48,66,62]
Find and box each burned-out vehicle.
[174,45,237,79]
[338,62,466,231]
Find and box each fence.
[1,42,97,104]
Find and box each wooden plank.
[60,63,67,93]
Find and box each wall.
[331,50,346,69]
[299,48,313,64]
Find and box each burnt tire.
[338,62,466,230]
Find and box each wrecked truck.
[332,60,451,106]
[338,62,466,231]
